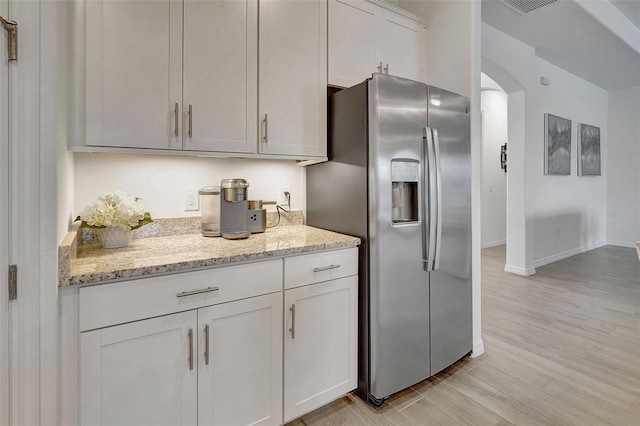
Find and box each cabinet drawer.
[79,260,282,332]
[284,248,358,289]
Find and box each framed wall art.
[577,123,601,176]
[544,113,572,175]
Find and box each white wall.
[73,154,305,219]
[532,58,608,265]
[481,89,507,248]
[483,23,609,270]
[505,90,528,273]
[607,86,640,246]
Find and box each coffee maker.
[220,178,250,239]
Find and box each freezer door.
[427,86,473,374]
[368,74,431,400]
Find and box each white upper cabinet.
[328,0,378,89]
[182,0,258,153]
[85,0,183,150]
[377,12,425,83]
[258,0,327,157]
[82,0,327,159]
[328,0,428,88]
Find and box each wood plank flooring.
[287,245,640,425]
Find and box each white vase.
[98,226,133,249]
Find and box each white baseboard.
[504,264,536,276]
[471,339,485,357]
[534,240,608,268]
[481,239,506,249]
[606,240,636,248]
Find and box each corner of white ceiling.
[574,0,640,55]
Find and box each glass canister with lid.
[199,186,221,237]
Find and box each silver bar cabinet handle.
[289,304,296,339]
[174,102,179,137]
[188,328,194,371]
[176,286,219,298]
[263,113,269,143]
[313,264,340,273]
[384,63,389,74]
[204,324,210,365]
[432,128,443,271]
[187,104,193,138]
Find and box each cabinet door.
[182,0,258,153]
[283,276,357,422]
[328,0,378,88]
[198,293,283,426]
[85,0,183,149]
[80,311,197,426]
[259,0,327,157]
[377,10,425,83]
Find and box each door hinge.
[0,15,18,61]
[8,264,17,300]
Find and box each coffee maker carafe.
[220,178,250,240]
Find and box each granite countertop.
[59,224,360,287]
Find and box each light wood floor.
[287,245,640,425]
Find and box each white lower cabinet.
[81,293,282,426]
[80,311,198,426]
[283,276,358,422]
[78,250,358,425]
[198,293,283,426]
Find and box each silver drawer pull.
[176,286,219,298]
[313,264,341,273]
[289,304,296,339]
[204,324,210,365]
[188,328,194,371]
[174,102,179,137]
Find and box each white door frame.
[4,0,47,424]
[1,0,11,423]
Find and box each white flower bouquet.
[75,191,153,230]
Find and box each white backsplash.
[74,152,306,219]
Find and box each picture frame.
[577,123,601,176]
[544,113,572,175]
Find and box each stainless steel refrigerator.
[307,74,472,406]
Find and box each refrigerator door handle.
[432,128,443,270]
[422,127,437,272]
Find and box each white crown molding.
[365,0,427,26]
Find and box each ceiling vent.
[499,0,558,15]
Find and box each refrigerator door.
[368,74,431,400]
[427,86,473,374]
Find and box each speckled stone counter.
[59,225,360,286]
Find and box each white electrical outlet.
[280,186,291,206]
[185,189,199,211]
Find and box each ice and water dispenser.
[391,160,419,223]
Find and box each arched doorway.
[481,58,533,276]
